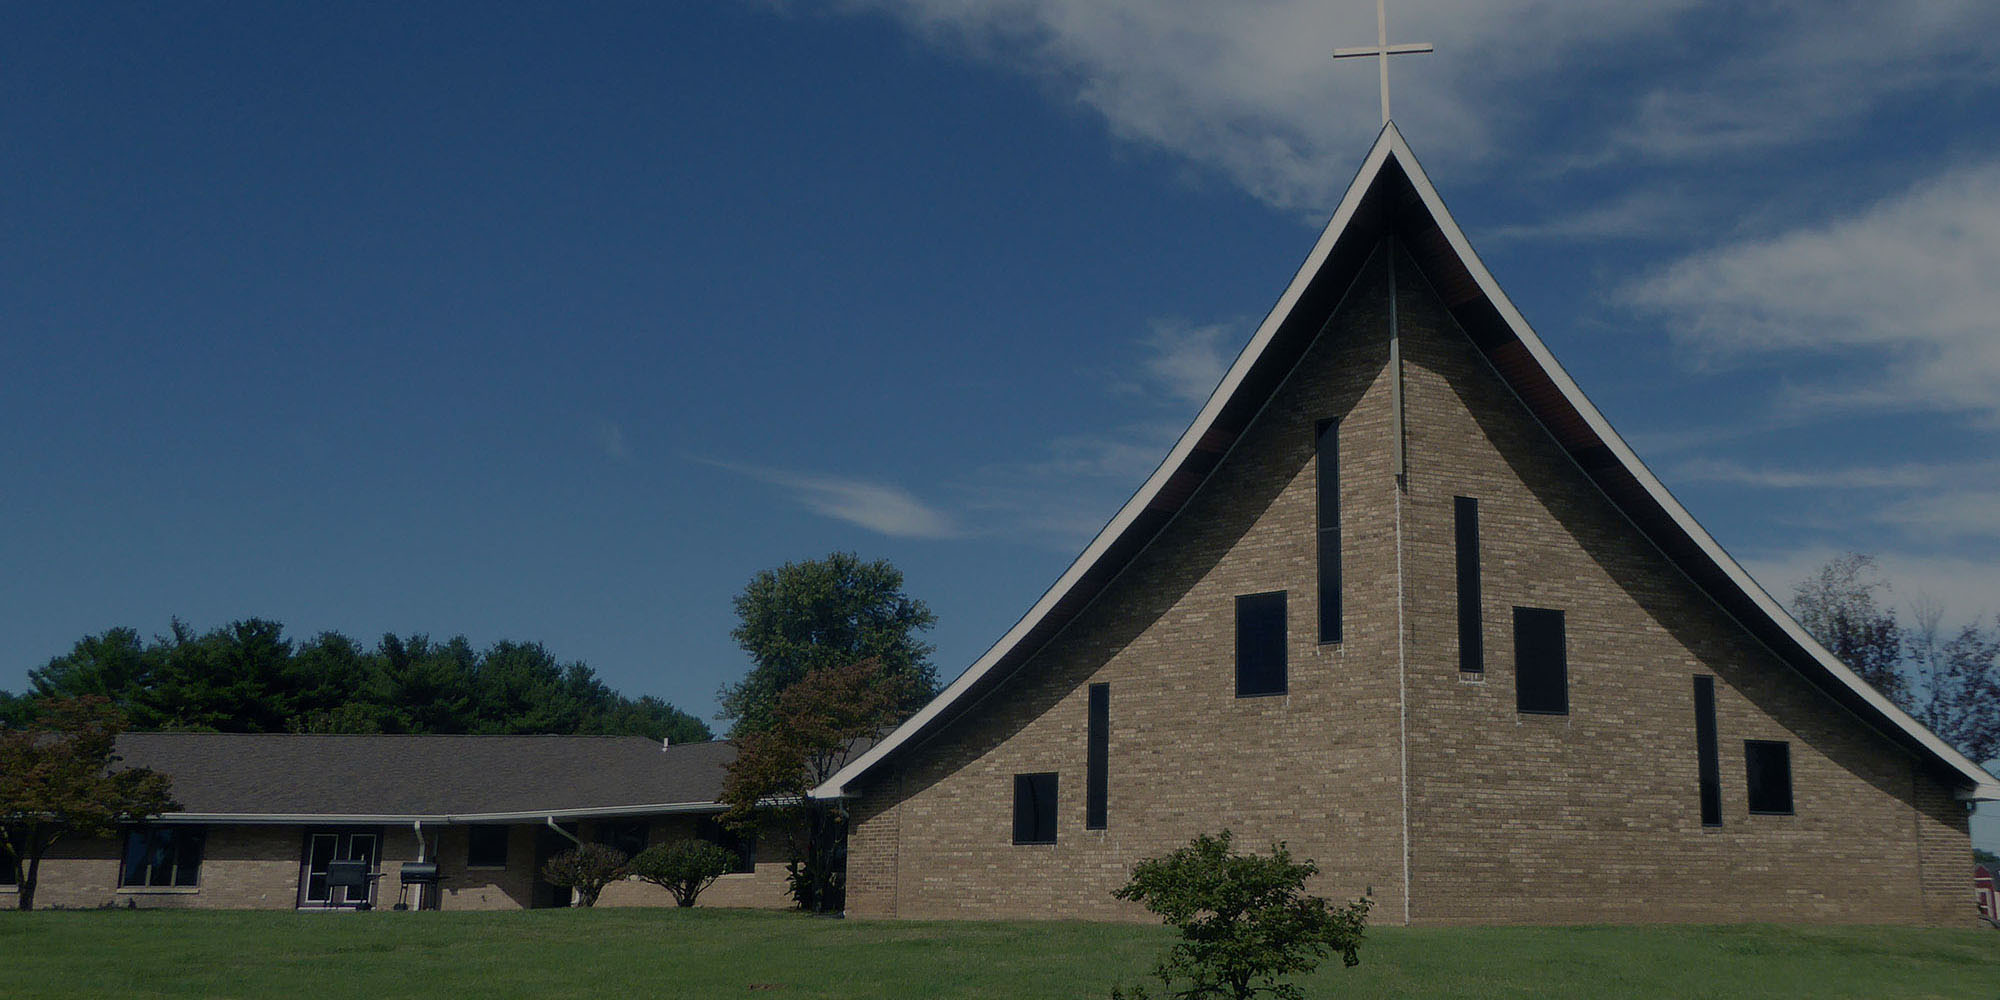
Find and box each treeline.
[0,619,711,744]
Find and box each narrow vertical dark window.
[1236,591,1288,697]
[1745,740,1794,815]
[1086,684,1109,830]
[1316,419,1341,643]
[1454,496,1483,673]
[1513,607,1568,714]
[1693,676,1722,827]
[1012,773,1059,845]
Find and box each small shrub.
[627,839,737,907]
[540,843,628,907]
[1111,830,1371,1000]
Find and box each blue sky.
[4,4,1997,840]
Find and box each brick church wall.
[842,238,1980,926]
[847,250,1406,921]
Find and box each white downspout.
[411,819,426,911]
[546,817,583,908]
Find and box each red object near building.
[1977,865,1995,925]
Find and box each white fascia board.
[1375,126,2000,798]
[811,126,1405,801]
[155,801,728,825]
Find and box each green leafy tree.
[14,620,714,742]
[28,628,153,703]
[627,839,736,906]
[1974,847,1998,869]
[0,691,36,729]
[721,658,913,913]
[0,698,177,910]
[539,843,628,907]
[721,552,938,735]
[1111,830,1372,1000]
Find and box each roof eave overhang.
[813,122,2000,803]
[153,800,729,825]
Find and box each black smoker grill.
[326,859,381,910]
[396,861,443,911]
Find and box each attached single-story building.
[5,733,791,911]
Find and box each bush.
[539,843,628,907]
[1111,830,1371,1000]
[626,839,737,907]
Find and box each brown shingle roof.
[114,733,734,818]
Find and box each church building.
[813,124,1999,925]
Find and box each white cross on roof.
[1332,0,1434,125]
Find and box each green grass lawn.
[2,908,1995,1000]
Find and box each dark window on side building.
[1237,591,1288,697]
[597,820,649,860]
[1513,607,1568,715]
[1745,740,1794,815]
[119,826,206,888]
[1317,419,1342,643]
[1086,684,1109,830]
[1455,496,1483,673]
[1693,676,1722,826]
[1012,772,1058,845]
[697,816,756,873]
[467,825,510,868]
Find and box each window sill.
[1234,690,1288,699]
[117,886,200,894]
[463,865,509,872]
[1458,672,1484,684]
[1748,810,1795,817]
[1517,709,1569,717]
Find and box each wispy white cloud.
[806,0,1692,210]
[1741,544,2000,626]
[1625,159,2000,422]
[705,460,960,539]
[1605,1,2000,161]
[1136,319,1238,406]
[780,2,1997,210]
[592,419,632,463]
[1483,186,1701,244]
[1671,458,1962,491]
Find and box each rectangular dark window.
[1317,419,1341,643]
[1745,740,1794,815]
[119,826,205,888]
[596,820,648,860]
[1236,591,1288,697]
[1086,684,1109,830]
[1012,772,1058,845]
[466,825,510,868]
[697,816,756,873]
[1513,607,1568,715]
[1455,496,1483,673]
[1693,676,1722,827]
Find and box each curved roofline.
[814,123,1999,802]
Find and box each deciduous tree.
[0,698,176,910]
[721,552,937,735]
[720,658,913,913]
[1791,553,1906,704]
